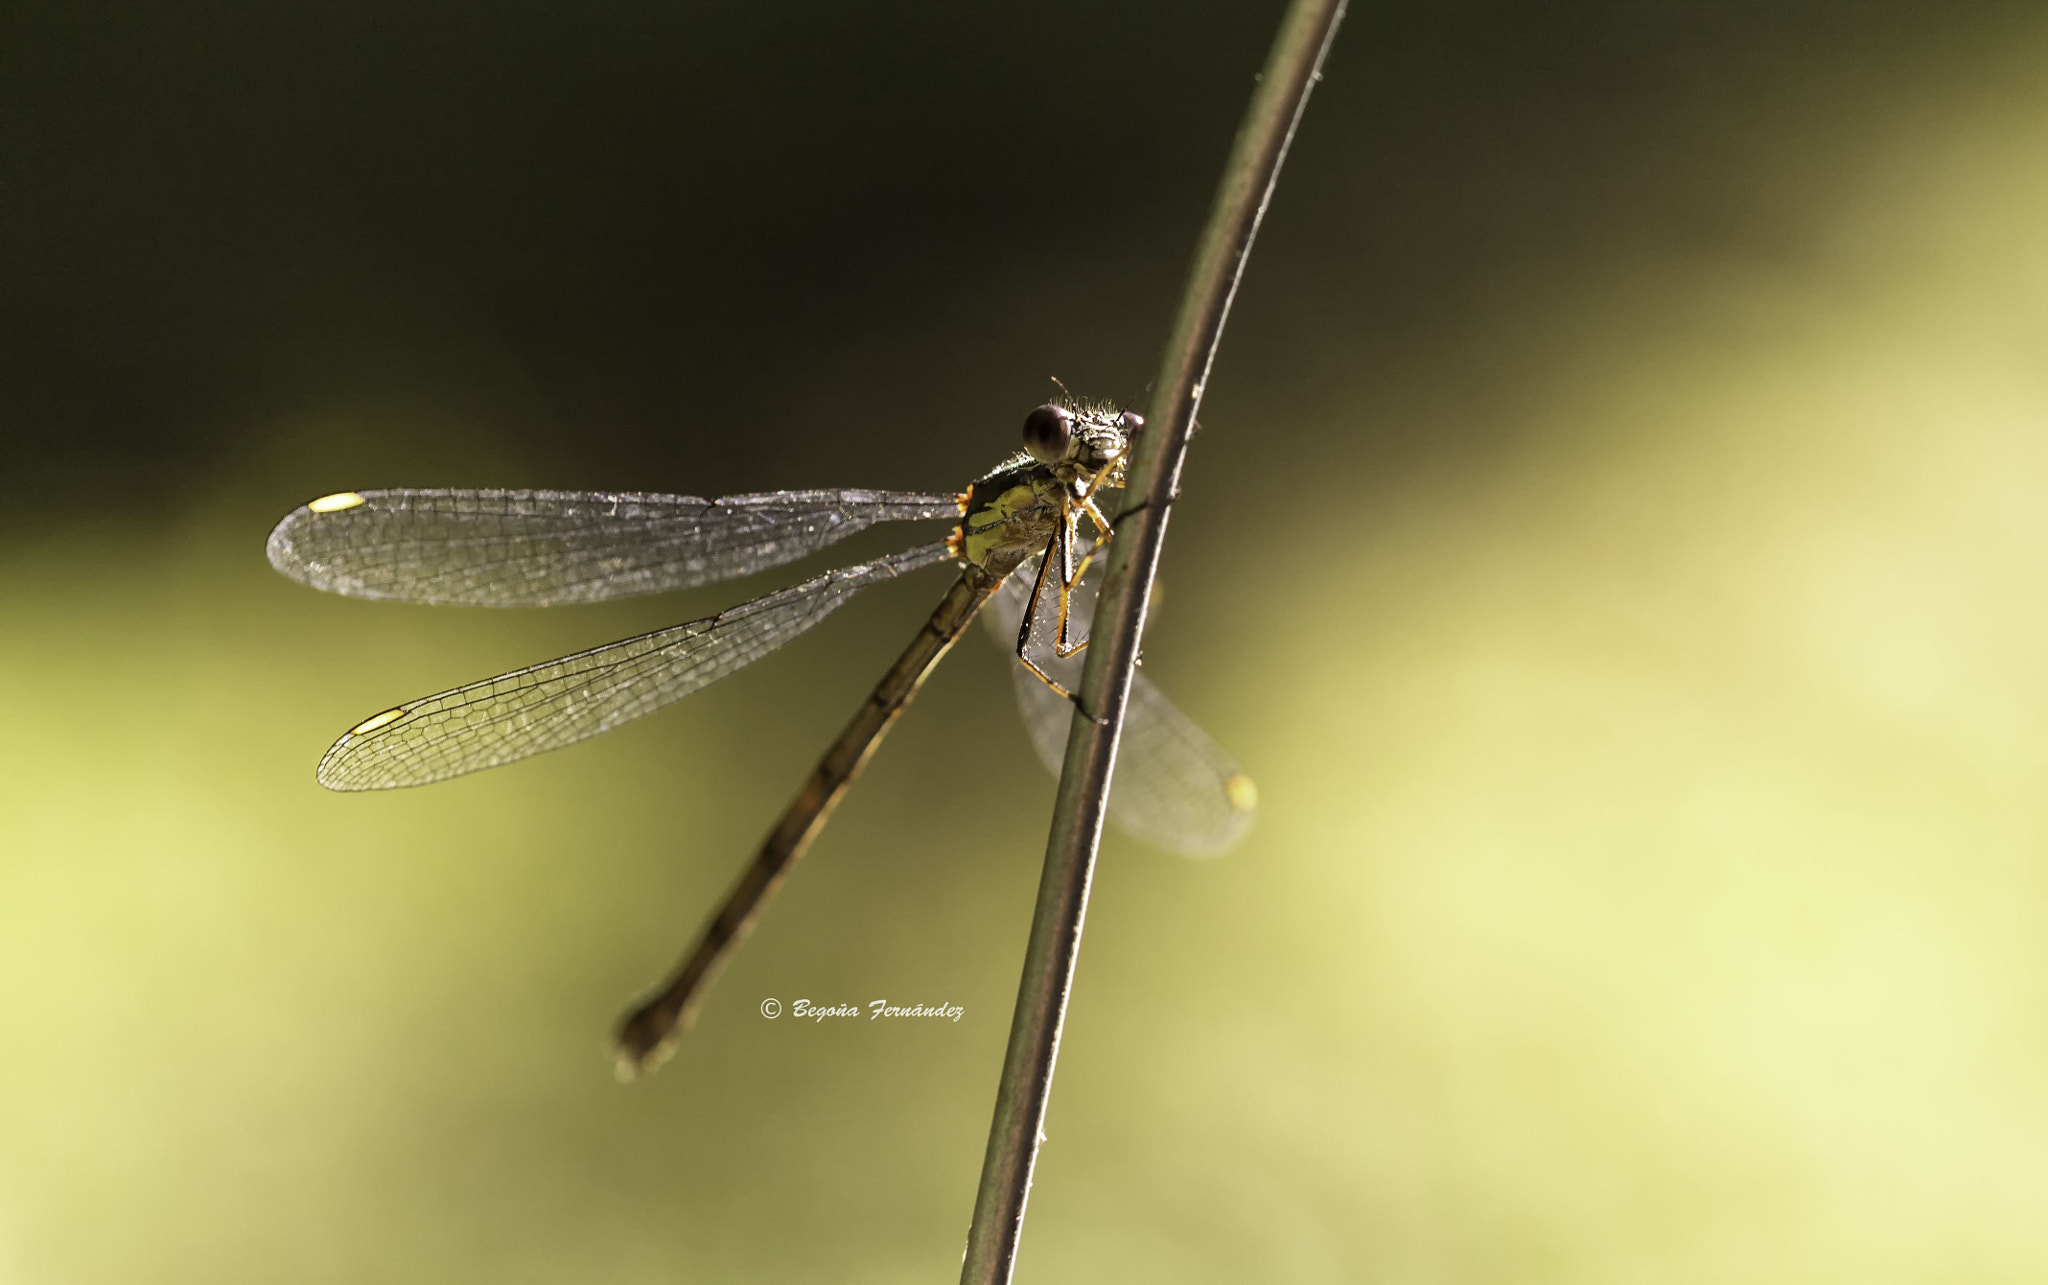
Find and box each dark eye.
[1022,403,1074,464]
[1120,410,1144,434]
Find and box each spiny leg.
[1012,522,1110,725]
[1046,442,1130,659]
[1014,530,1078,701]
[1016,446,1137,711]
[1052,491,1127,661]
[1051,503,1090,660]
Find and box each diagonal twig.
[958,1,1348,1280]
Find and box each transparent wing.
[267,487,961,606]
[982,552,1255,857]
[318,542,953,790]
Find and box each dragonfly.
[266,396,1255,1076]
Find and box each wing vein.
[269,487,961,605]
[317,542,952,789]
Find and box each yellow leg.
[1014,533,1079,701]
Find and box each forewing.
[319,542,953,790]
[982,554,1255,857]
[268,487,961,606]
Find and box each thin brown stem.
[958,1,1347,1279]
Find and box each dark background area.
[3,0,2027,519]
[5,2,2048,1282]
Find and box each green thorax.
[951,455,1065,572]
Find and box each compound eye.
[1022,403,1074,464]
[1120,410,1144,434]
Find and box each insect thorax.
[948,458,1064,572]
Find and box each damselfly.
[266,397,1255,1074]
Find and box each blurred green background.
[5,1,2048,1280]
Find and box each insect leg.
[1015,531,1078,701]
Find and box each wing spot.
[1223,772,1258,813]
[349,707,408,736]
[309,492,368,513]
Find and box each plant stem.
[957,2,1347,1280]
